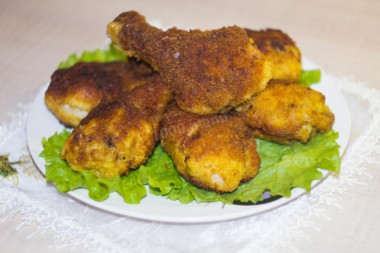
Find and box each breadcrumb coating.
[60,78,172,178]
[160,104,260,193]
[108,11,271,115]
[237,81,334,145]
[45,60,154,127]
[245,28,301,82]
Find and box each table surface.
[1,0,379,252]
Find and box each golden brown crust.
[160,104,260,193]
[245,28,302,82]
[245,29,296,53]
[108,11,272,115]
[238,81,335,145]
[60,79,173,178]
[45,60,154,127]
[101,60,154,92]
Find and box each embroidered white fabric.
[0,74,379,253]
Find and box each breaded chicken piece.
[245,29,301,82]
[237,81,334,145]
[102,60,154,92]
[160,104,260,193]
[60,78,172,178]
[108,11,272,115]
[45,59,154,127]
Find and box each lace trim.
[0,74,379,252]
[0,186,127,251]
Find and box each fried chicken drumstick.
[45,59,154,127]
[108,11,271,115]
[60,78,172,178]
[237,81,334,145]
[245,29,302,82]
[160,104,260,193]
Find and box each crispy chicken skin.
[108,11,272,115]
[60,79,172,178]
[102,60,154,92]
[45,59,154,127]
[245,29,301,82]
[237,81,334,145]
[160,104,260,193]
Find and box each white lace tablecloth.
[1,74,379,253]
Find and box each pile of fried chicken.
[45,11,334,193]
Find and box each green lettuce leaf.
[220,130,340,203]
[140,145,184,195]
[299,69,321,86]
[40,130,84,192]
[139,145,221,204]
[57,43,127,69]
[40,130,146,203]
[40,129,340,205]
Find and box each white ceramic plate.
[26,58,351,223]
